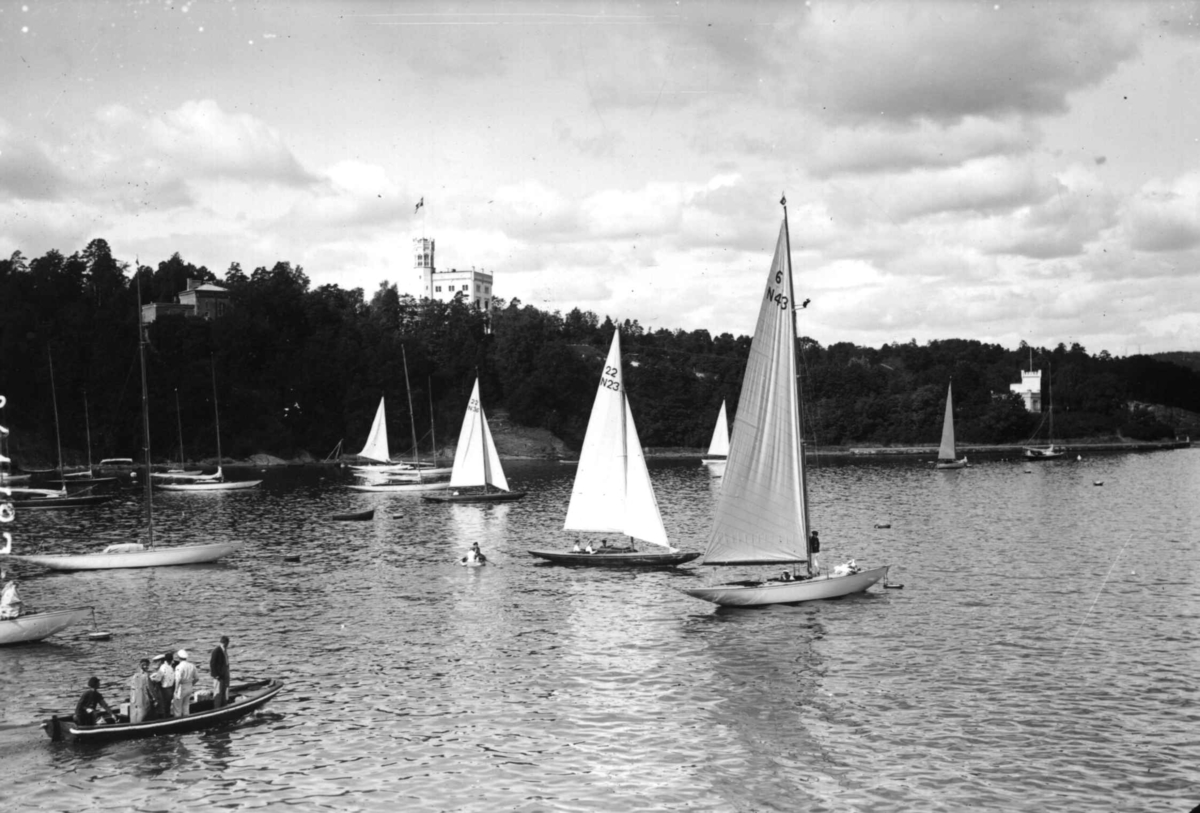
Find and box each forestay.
[357,397,390,463]
[448,378,509,491]
[564,330,669,548]
[702,220,809,566]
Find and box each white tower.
[418,236,494,310]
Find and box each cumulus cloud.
[1122,172,1200,252]
[0,122,69,200]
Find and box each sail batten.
[564,331,669,548]
[357,398,390,463]
[702,219,809,565]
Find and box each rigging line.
[1062,531,1134,657]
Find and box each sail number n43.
[765,285,789,311]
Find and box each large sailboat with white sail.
[682,198,889,606]
[528,330,699,567]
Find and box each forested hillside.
[1,241,1197,465]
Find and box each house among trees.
[416,237,493,310]
[141,278,231,323]
[1010,365,1043,412]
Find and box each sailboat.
[1024,364,1065,460]
[423,377,525,503]
[528,330,699,567]
[11,354,115,510]
[150,390,203,479]
[156,360,262,492]
[49,393,118,486]
[701,400,730,474]
[349,348,452,493]
[682,198,889,606]
[348,397,406,474]
[935,383,968,469]
[0,293,240,570]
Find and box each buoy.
[884,583,903,589]
[1093,480,1103,486]
[874,522,891,529]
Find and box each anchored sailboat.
[1024,363,1064,460]
[682,198,889,606]
[423,377,525,503]
[701,400,729,474]
[528,330,699,566]
[0,290,240,569]
[156,359,261,491]
[935,383,968,469]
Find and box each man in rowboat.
[210,636,231,708]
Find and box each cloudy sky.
[2,1,1198,355]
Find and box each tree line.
[1,240,1196,466]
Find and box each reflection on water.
[0,451,1197,811]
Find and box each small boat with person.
[44,678,285,742]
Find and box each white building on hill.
[1010,366,1043,412]
[416,237,494,310]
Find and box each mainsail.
[938,384,957,462]
[706,401,730,457]
[447,378,509,491]
[357,397,390,463]
[564,330,670,549]
[702,219,809,566]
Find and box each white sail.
[448,378,509,491]
[938,384,957,461]
[564,330,669,548]
[706,401,730,457]
[357,397,390,463]
[702,219,808,566]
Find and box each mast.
[175,389,185,468]
[136,281,155,548]
[476,371,492,492]
[402,346,421,480]
[82,390,93,475]
[46,349,66,490]
[427,377,437,466]
[210,356,223,476]
[781,196,814,572]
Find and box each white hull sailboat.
[682,199,889,607]
[0,606,94,646]
[701,400,729,475]
[935,383,968,469]
[529,330,699,567]
[1,294,242,571]
[423,377,525,503]
[156,361,261,492]
[1024,360,1065,460]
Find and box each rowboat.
[531,549,699,567]
[332,508,375,521]
[0,607,93,646]
[44,679,284,742]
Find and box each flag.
[415,197,424,213]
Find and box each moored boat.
[332,508,375,521]
[44,678,284,742]
[423,377,526,504]
[0,606,94,646]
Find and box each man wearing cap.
[173,649,198,716]
[151,651,176,718]
[210,636,231,708]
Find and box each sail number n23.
[600,366,621,392]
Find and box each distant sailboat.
[151,390,204,479]
[528,330,699,567]
[935,383,968,469]
[1024,362,1065,460]
[156,360,262,492]
[423,377,525,503]
[701,400,729,474]
[682,198,889,606]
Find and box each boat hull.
[332,509,375,521]
[1024,447,1065,460]
[45,679,284,742]
[0,607,92,646]
[528,549,701,567]
[2,542,241,571]
[682,565,890,606]
[12,494,116,509]
[423,491,527,503]
[935,458,968,469]
[348,481,452,492]
[156,480,262,491]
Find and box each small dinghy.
[332,508,375,521]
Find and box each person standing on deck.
[209,636,231,708]
[172,650,197,716]
[151,652,176,717]
[809,530,821,574]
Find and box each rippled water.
[1,450,1197,811]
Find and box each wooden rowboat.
[332,508,375,521]
[527,549,700,567]
[44,679,284,742]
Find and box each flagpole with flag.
[415,197,425,238]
